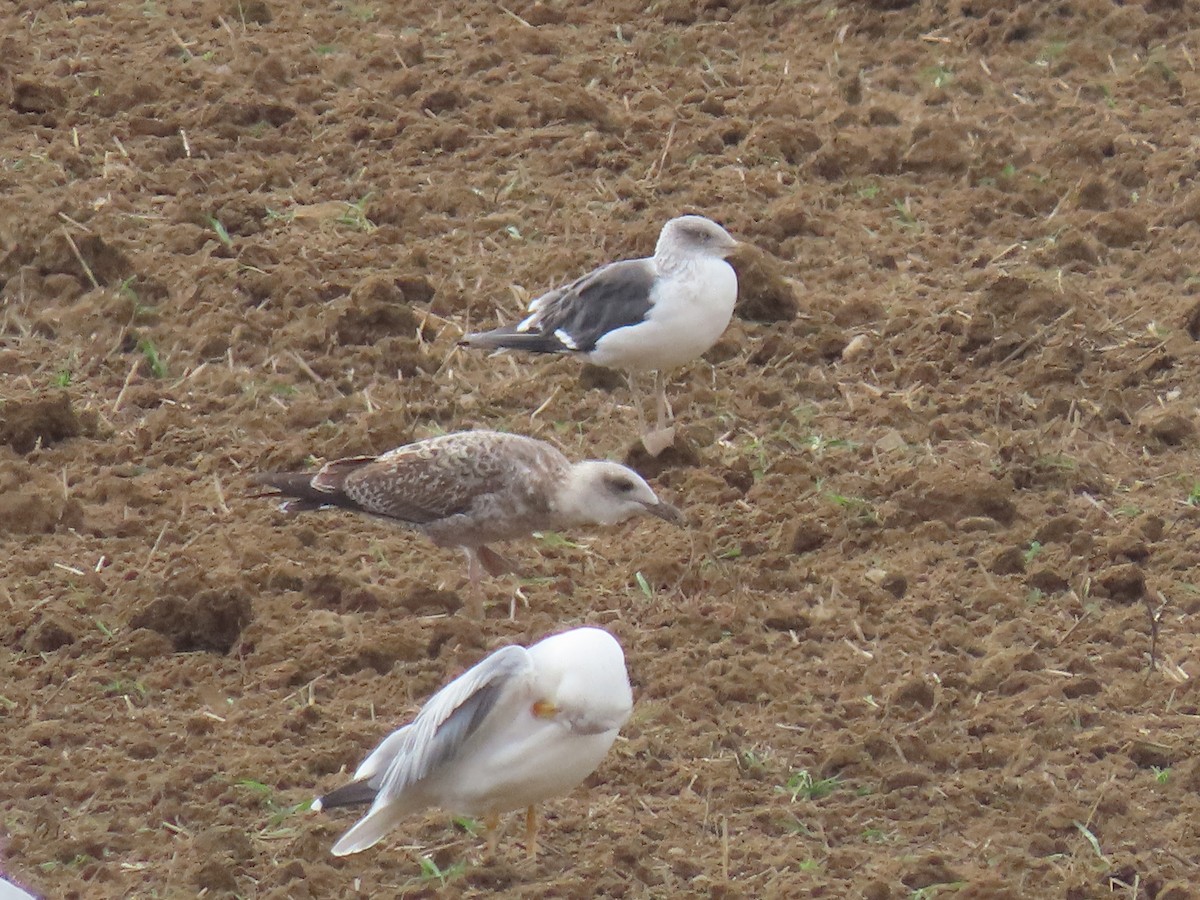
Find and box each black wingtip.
[249,472,309,491]
[248,472,320,498]
[246,472,335,512]
[460,328,571,355]
[458,328,516,350]
[314,780,379,811]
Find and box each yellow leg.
[621,370,648,429]
[525,805,539,859]
[653,370,673,431]
[640,371,677,457]
[484,811,501,856]
[463,549,485,619]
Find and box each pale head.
[553,460,682,527]
[655,215,739,264]
[528,627,634,732]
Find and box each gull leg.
[654,370,674,431]
[463,549,485,619]
[474,545,522,620]
[484,811,501,857]
[625,370,648,431]
[524,805,539,859]
[641,370,676,457]
[476,545,519,577]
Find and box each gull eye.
[608,477,636,494]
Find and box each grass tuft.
[634,571,654,599]
[415,855,466,887]
[137,338,168,378]
[337,195,376,232]
[779,770,841,802]
[207,216,234,249]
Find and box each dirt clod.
[129,589,253,654]
[336,275,421,345]
[1093,564,1146,603]
[231,0,271,24]
[902,855,961,891]
[730,244,799,323]
[24,616,79,653]
[0,392,81,454]
[12,78,67,114]
[1137,405,1196,447]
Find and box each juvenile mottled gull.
[313,626,633,859]
[251,430,680,617]
[461,215,739,455]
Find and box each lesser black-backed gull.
[312,626,633,858]
[251,430,681,617]
[461,215,739,455]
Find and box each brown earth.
[3,0,1200,897]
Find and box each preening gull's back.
[311,626,633,859]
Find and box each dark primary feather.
[311,456,378,490]
[459,325,572,354]
[316,780,381,810]
[249,471,349,513]
[464,259,657,355]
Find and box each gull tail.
[249,457,375,512]
[248,472,329,511]
[460,326,570,355]
[313,780,379,811]
[330,804,408,857]
[314,726,411,812]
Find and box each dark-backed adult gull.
[251,430,681,617]
[312,626,633,858]
[461,215,739,455]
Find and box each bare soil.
[4,0,1200,897]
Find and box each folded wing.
[462,259,657,356]
[328,645,535,855]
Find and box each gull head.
[529,627,634,734]
[656,214,739,263]
[555,461,682,527]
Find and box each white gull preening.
[312,626,634,859]
[0,878,37,900]
[251,430,681,617]
[461,215,740,454]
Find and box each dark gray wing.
[463,259,657,355]
[374,644,534,802]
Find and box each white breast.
[586,258,738,372]
[432,708,619,814]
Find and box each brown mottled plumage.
[251,431,681,617]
